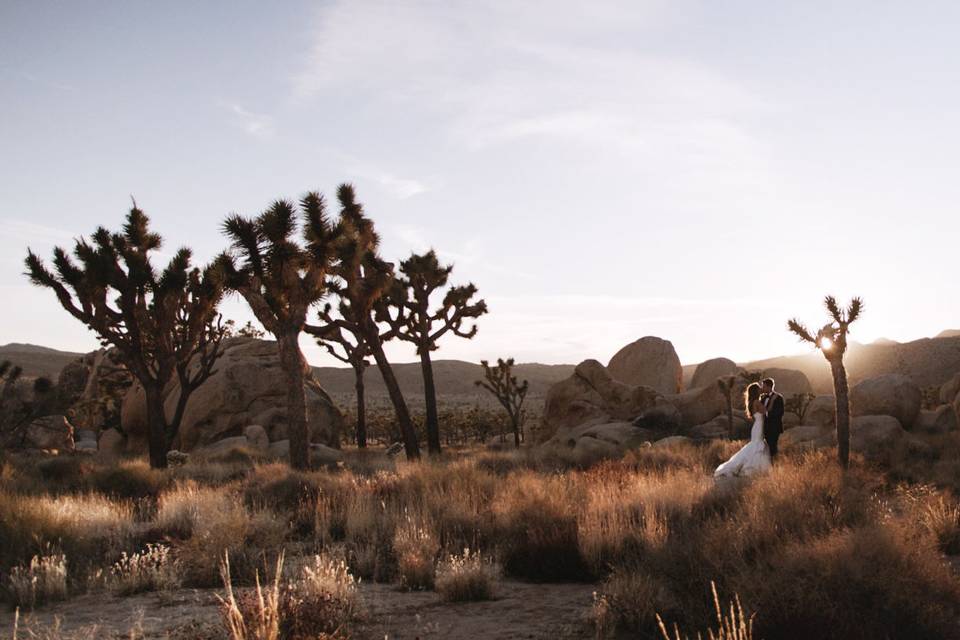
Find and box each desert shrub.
[655,582,754,640]
[153,481,222,539]
[220,552,360,640]
[242,465,321,514]
[920,495,960,554]
[87,460,167,500]
[172,459,252,486]
[495,479,591,582]
[744,523,960,640]
[176,490,287,587]
[593,565,677,636]
[108,543,180,595]
[435,548,498,602]
[393,513,439,590]
[36,456,91,492]
[0,491,134,578]
[4,551,68,608]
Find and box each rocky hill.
[737,335,960,394]
[0,343,84,379]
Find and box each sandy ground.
[0,580,597,639]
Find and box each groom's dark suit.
[762,392,784,461]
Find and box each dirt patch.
[0,580,597,639]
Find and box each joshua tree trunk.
[419,350,441,456]
[830,357,851,469]
[278,331,310,470]
[725,393,734,438]
[512,413,521,448]
[353,364,367,449]
[144,384,168,469]
[365,325,420,460]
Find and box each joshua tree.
[788,296,863,468]
[25,205,225,467]
[785,392,816,422]
[378,250,487,455]
[315,184,421,459]
[717,375,738,437]
[310,309,371,448]
[476,358,529,448]
[224,319,265,339]
[218,193,340,469]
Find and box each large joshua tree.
[787,296,863,468]
[318,184,421,459]
[218,193,339,470]
[309,308,371,448]
[378,250,488,455]
[476,358,529,448]
[25,205,225,468]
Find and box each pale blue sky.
[2,1,958,366]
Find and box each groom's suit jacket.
[763,392,785,436]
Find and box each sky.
[2,1,959,367]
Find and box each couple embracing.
[714,378,784,479]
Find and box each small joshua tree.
[476,358,529,448]
[717,375,738,438]
[218,192,340,469]
[316,185,421,459]
[788,296,863,468]
[25,205,225,468]
[785,392,816,422]
[378,251,488,455]
[310,310,371,448]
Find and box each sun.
[820,336,834,350]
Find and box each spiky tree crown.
[218,193,339,334]
[787,296,864,358]
[25,205,225,377]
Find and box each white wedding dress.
[714,411,772,479]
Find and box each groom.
[761,378,784,462]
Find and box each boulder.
[244,425,270,451]
[940,373,960,405]
[781,426,833,451]
[197,435,252,457]
[97,428,126,460]
[688,416,730,440]
[539,359,662,443]
[268,439,291,459]
[311,443,346,466]
[915,406,958,434]
[75,440,97,452]
[570,437,622,464]
[850,374,922,429]
[69,349,132,433]
[761,368,813,395]
[632,403,682,431]
[607,337,683,394]
[23,415,74,450]
[783,412,801,429]
[55,359,89,412]
[666,383,727,429]
[850,415,906,459]
[653,435,693,448]
[75,428,97,445]
[804,395,835,428]
[122,338,343,453]
[689,358,739,390]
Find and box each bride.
[714,382,772,479]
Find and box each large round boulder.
[780,425,834,451]
[665,383,727,430]
[122,338,343,453]
[689,358,739,390]
[804,395,835,428]
[23,415,74,450]
[761,368,813,395]
[538,359,662,443]
[850,374,922,429]
[941,373,960,405]
[915,406,958,434]
[850,415,906,460]
[607,337,683,394]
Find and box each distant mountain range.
[4,330,960,403]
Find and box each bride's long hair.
[744,382,762,419]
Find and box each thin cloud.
[222,102,275,139]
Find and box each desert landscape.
[4,2,960,639]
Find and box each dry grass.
[3,441,960,638]
[5,552,68,609]
[435,548,499,602]
[108,543,180,595]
